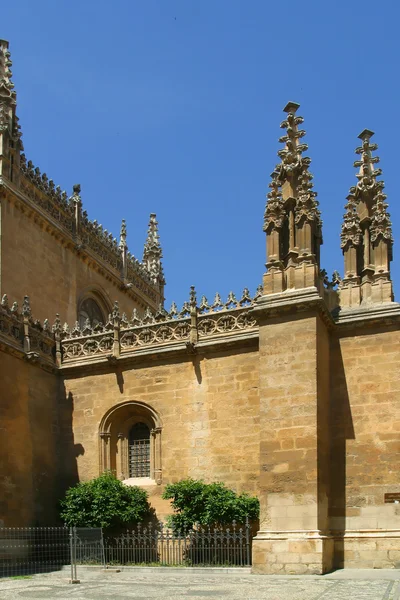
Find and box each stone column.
[99,432,111,473]
[252,291,333,574]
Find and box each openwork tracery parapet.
[0,293,55,369]
[59,286,261,364]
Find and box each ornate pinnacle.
[263,177,285,232]
[189,285,197,309]
[295,169,321,227]
[340,194,362,249]
[143,213,164,285]
[275,101,310,180]
[370,190,393,243]
[144,213,161,253]
[112,301,120,320]
[21,295,31,318]
[0,40,23,148]
[70,184,82,205]
[119,219,127,248]
[52,314,62,334]
[354,130,382,194]
[0,39,14,91]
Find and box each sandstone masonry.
[0,41,399,574]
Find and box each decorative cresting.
[60,286,261,363]
[0,293,55,368]
[340,129,394,307]
[0,39,23,181]
[98,401,162,484]
[263,102,323,295]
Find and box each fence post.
[69,526,80,584]
[245,517,250,567]
[100,528,106,568]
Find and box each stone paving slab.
[1,570,400,600]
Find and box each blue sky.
[3,0,400,307]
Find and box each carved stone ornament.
[295,168,321,226]
[370,190,393,243]
[340,194,362,248]
[263,178,286,232]
[354,130,382,196]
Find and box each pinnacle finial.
[353,130,382,194]
[283,101,300,114]
[0,40,23,152]
[0,39,14,91]
[358,128,375,141]
[120,219,127,248]
[142,214,165,287]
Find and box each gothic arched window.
[129,422,151,478]
[78,298,104,329]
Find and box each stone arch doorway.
[99,401,162,484]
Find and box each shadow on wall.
[329,336,355,570]
[57,387,85,502]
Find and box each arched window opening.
[129,422,151,478]
[78,298,104,329]
[99,401,162,485]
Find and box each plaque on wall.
[384,493,400,503]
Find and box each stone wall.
[0,352,60,526]
[60,346,260,519]
[254,310,333,575]
[330,324,400,568]
[0,196,157,324]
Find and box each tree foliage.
[60,471,150,529]
[162,479,259,531]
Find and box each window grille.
[129,422,150,477]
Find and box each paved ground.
[1,568,400,600]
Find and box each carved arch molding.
[99,401,162,484]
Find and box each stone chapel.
[0,39,399,574]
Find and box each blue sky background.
[3,0,400,308]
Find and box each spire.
[340,130,393,305]
[262,102,323,296]
[0,39,23,179]
[143,213,165,291]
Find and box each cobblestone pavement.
[1,569,400,600]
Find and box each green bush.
[60,471,150,529]
[162,479,259,531]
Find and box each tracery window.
[78,298,104,329]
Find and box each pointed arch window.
[78,298,105,329]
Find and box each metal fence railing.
[102,519,252,567]
[0,520,252,578]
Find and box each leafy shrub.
[60,471,150,530]
[162,479,259,531]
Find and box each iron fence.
[103,519,252,567]
[0,520,252,578]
